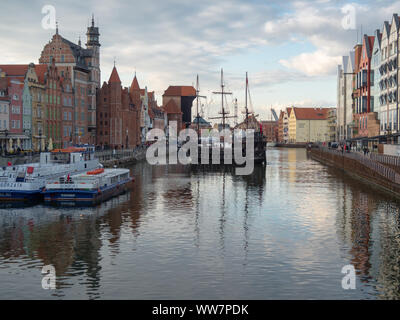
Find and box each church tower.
[86,14,101,88]
[86,14,101,145]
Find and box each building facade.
[328,108,337,142]
[261,120,278,142]
[96,66,140,149]
[379,16,399,141]
[337,51,355,141]
[162,86,196,131]
[288,107,331,143]
[22,77,32,150]
[39,18,100,145]
[371,29,383,135]
[353,35,380,142]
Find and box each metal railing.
[369,152,400,167]
[95,146,146,162]
[317,148,400,185]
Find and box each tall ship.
[0,146,101,201]
[193,70,266,165]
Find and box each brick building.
[261,120,278,142]
[278,110,284,143]
[353,35,380,143]
[39,18,100,145]
[162,86,196,130]
[163,99,183,133]
[96,66,140,149]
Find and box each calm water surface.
[1,148,400,299]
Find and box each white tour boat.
[43,168,134,206]
[0,146,101,202]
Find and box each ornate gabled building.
[352,34,380,143]
[379,15,399,141]
[39,16,100,145]
[371,29,382,135]
[96,66,140,149]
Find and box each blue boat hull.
[0,190,43,202]
[43,179,133,206]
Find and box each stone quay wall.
[310,148,400,198]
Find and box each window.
[12,106,20,114]
[11,120,20,129]
[61,55,65,62]
[13,94,19,100]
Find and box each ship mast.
[242,72,252,130]
[241,72,260,131]
[245,72,249,129]
[209,69,234,129]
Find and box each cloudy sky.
[1,0,400,122]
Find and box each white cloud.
[279,50,341,76]
[2,0,400,119]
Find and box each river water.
[1,148,400,299]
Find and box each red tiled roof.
[0,65,28,76]
[34,64,48,84]
[292,107,329,120]
[163,99,182,114]
[163,86,196,97]
[109,66,121,83]
[130,75,140,91]
[0,64,49,84]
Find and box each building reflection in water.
[0,191,135,299]
[190,164,266,259]
[4,148,400,299]
[332,165,400,299]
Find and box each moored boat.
[0,146,101,202]
[43,168,134,206]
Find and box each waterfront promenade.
[310,147,400,198]
[0,147,148,168]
